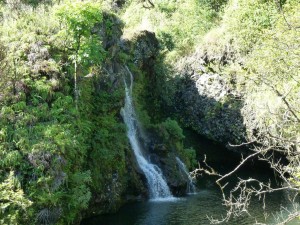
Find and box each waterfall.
[121,66,173,200]
[176,157,196,194]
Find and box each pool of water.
[82,131,299,225]
[82,186,299,225]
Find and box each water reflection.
[82,131,300,225]
[136,200,174,225]
[82,187,299,225]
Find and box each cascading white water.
[121,66,173,200]
[176,157,196,194]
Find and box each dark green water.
[82,187,298,225]
[82,131,299,225]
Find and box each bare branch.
[191,155,222,178]
[228,139,257,147]
[277,210,300,225]
[216,150,266,183]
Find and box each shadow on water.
[82,187,299,225]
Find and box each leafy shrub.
[0,1,112,224]
[0,171,32,225]
[123,0,218,61]
[159,118,185,141]
[199,0,228,11]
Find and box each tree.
[193,0,300,223]
[55,1,105,108]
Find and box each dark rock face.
[113,0,126,8]
[98,13,124,51]
[132,30,159,69]
[173,52,246,147]
[159,156,189,196]
[122,30,159,74]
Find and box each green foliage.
[88,85,128,194]
[156,118,196,169]
[55,1,106,106]
[159,118,185,141]
[199,0,228,11]
[55,1,105,63]
[241,0,300,146]
[200,0,280,62]
[130,61,197,173]
[157,31,175,51]
[0,1,125,224]
[223,0,278,55]
[56,1,102,31]
[196,0,300,148]
[64,171,92,222]
[123,0,218,61]
[182,147,197,170]
[3,0,298,224]
[0,171,32,225]
[199,0,300,143]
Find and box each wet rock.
[159,154,189,196]
[145,140,190,196]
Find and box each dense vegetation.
[0,0,299,224]
[0,1,125,224]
